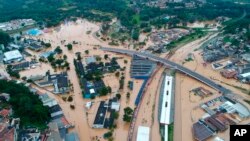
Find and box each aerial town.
[0,0,250,141]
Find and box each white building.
[3,50,23,63]
[136,126,150,141]
[241,54,250,63]
[160,75,174,124]
[39,93,58,107]
[220,101,250,119]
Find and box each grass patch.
[132,14,140,25]
[166,29,207,50]
[244,99,250,105]
[159,123,174,141]
[168,123,174,141]
[220,81,250,95]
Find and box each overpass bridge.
[101,47,231,94]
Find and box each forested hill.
[0,0,249,32]
[0,0,127,26]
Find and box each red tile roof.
[0,109,10,117]
[0,127,15,141]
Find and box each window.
[165,102,168,107]
[166,90,169,95]
[167,81,169,85]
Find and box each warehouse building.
[136,126,150,141]
[3,50,23,64]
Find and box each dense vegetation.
[0,80,51,129]
[0,31,11,46]
[0,0,249,31]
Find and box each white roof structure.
[85,102,92,110]
[160,75,174,124]
[39,94,58,107]
[164,125,168,141]
[220,101,250,118]
[85,56,96,65]
[220,101,235,113]
[214,137,224,141]
[240,72,250,78]
[3,50,23,62]
[111,102,120,112]
[90,89,95,94]
[136,126,150,141]
[233,103,250,118]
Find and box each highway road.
[101,47,231,94]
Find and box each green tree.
[115,71,120,77]
[104,54,109,60]
[107,86,112,93]
[124,60,128,64]
[123,107,133,122]
[67,96,73,102]
[44,43,51,48]
[0,31,10,46]
[63,55,67,60]
[132,29,140,40]
[116,93,121,100]
[126,92,130,99]
[54,46,63,54]
[113,112,119,119]
[47,54,55,62]
[67,44,73,50]
[99,87,109,96]
[0,80,51,129]
[85,50,89,54]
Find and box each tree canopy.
[0,31,11,46]
[0,80,51,129]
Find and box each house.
[50,105,64,120]
[7,44,22,50]
[241,54,250,63]
[130,55,156,79]
[34,72,70,94]
[0,109,11,119]
[74,60,85,77]
[53,73,70,94]
[0,125,17,141]
[19,128,41,141]
[47,122,62,141]
[93,98,120,129]
[192,121,214,141]
[85,56,96,65]
[28,43,43,51]
[82,79,105,98]
[92,101,107,128]
[220,69,237,79]
[3,50,23,64]
[136,126,150,141]
[220,101,250,119]
[39,51,55,59]
[39,93,58,107]
[48,119,77,141]
[65,132,80,141]
[85,63,103,73]
[0,93,10,101]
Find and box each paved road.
[101,47,231,94]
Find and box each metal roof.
[136,126,150,141]
[3,50,22,61]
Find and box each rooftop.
[193,121,214,141]
[65,132,80,141]
[160,75,174,125]
[3,50,23,62]
[93,101,107,126]
[85,56,96,65]
[136,126,150,141]
[130,55,156,78]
